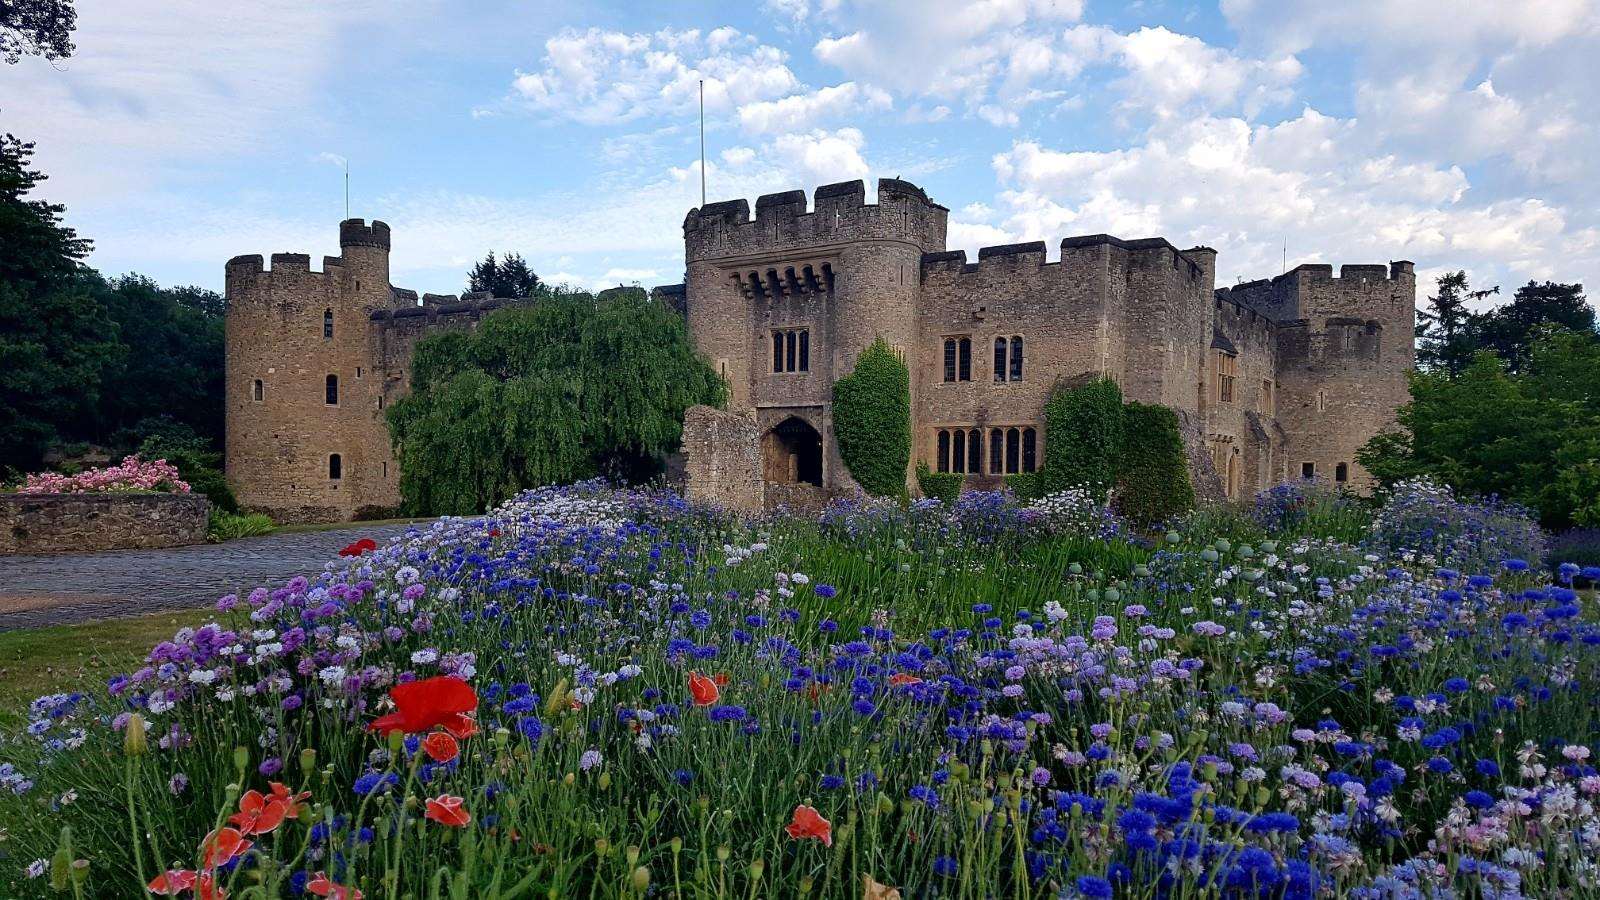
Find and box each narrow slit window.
[993,338,1007,382]
[798,330,809,372]
[937,430,951,473]
[1009,336,1024,381]
[943,339,957,382]
[957,338,972,382]
[325,374,339,405]
[1335,462,1349,483]
[252,379,263,402]
[968,430,981,475]
[328,453,342,480]
[952,429,966,472]
[323,309,334,339]
[773,332,784,373]
[989,429,1003,474]
[1006,427,1020,474]
[1021,427,1037,472]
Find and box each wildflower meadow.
[0,478,1596,899]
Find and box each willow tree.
[386,289,725,515]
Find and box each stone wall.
[681,405,765,513]
[0,493,210,553]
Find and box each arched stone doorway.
[763,416,822,486]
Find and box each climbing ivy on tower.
[832,338,911,496]
[1113,401,1195,527]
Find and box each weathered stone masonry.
[225,177,1413,521]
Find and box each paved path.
[0,523,423,631]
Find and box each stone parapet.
[0,493,210,554]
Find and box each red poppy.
[712,673,729,686]
[227,790,288,835]
[200,827,253,869]
[195,873,227,900]
[422,731,460,763]
[338,537,379,558]
[488,528,500,538]
[688,670,720,707]
[306,872,364,899]
[368,676,478,737]
[785,804,833,846]
[424,794,471,827]
[269,782,312,819]
[888,673,922,687]
[148,869,197,895]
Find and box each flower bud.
[233,746,249,772]
[631,866,650,892]
[123,714,148,757]
[299,748,317,772]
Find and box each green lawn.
[271,516,430,535]
[0,610,208,730]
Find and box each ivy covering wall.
[832,338,911,497]
[1113,401,1196,527]
[1042,377,1125,497]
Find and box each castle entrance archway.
[762,416,823,486]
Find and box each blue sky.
[4,0,1597,305]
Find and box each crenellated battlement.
[684,177,948,262]
[369,297,506,325]
[921,234,1212,282]
[339,218,391,250]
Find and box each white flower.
[187,669,217,685]
[411,649,439,665]
[318,666,348,686]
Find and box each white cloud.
[769,128,870,182]
[737,82,890,134]
[981,111,1593,292]
[494,26,801,125]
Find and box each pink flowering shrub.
[15,455,190,495]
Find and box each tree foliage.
[1042,377,1124,497]
[1416,271,1592,375]
[1113,402,1194,527]
[1,0,76,64]
[1360,327,1600,529]
[387,290,726,516]
[466,251,545,299]
[0,132,118,473]
[832,338,911,497]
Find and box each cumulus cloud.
[737,82,890,134]
[495,26,801,125]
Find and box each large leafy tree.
[466,251,545,299]
[387,289,725,515]
[0,132,120,473]
[1,0,76,63]
[95,273,226,448]
[1360,327,1600,529]
[1476,280,1593,372]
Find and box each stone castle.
[224,177,1414,521]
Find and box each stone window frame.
[992,335,1025,383]
[1335,462,1349,483]
[771,327,810,374]
[1214,350,1238,403]
[325,373,340,406]
[1301,461,1316,479]
[941,336,973,383]
[981,424,1039,475]
[323,308,334,340]
[252,379,264,403]
[328,453,343,481]
[933,426,983,475]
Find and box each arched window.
[1005,427,1020,474]
[937,429,951,473]
[328,453,342,480]
[957,338,972,381]
[989,429,1003,474]
[252,379,263,402]
[325,374,339,405]
[323,308,334,339]
[967,429,981,475]
[1335,462,1349,483]
[1021,427,1037,472]
[952,428,966,472]
[1009,336,1024,381]
[993,338,1007,382]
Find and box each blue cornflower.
[709,705,748,723]
[814,584,837,598]
[933,856,958,877]
[1076,875,1114,898]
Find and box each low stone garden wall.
[0,493,211,554]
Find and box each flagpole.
[699,79,706,206]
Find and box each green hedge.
[833,338,911,497]
[1113,401,1194,527]
[1042,377,1124,496]
[915,462,963,503]
[1004,470,1046,501]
